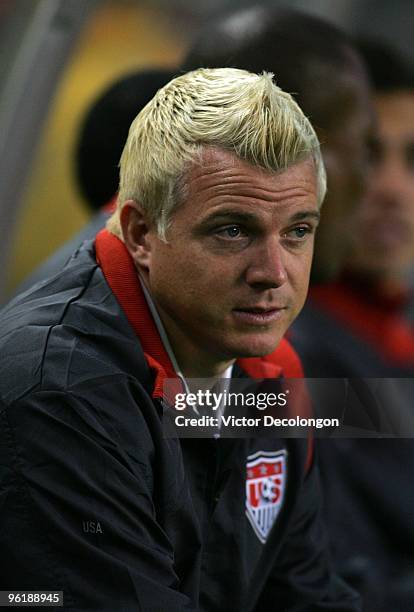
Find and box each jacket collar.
[95,228,175,398]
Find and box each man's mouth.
[232,306,286,325]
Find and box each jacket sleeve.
[255,452,362,611]
[0,387,198,612]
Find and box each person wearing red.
[293,39,414,376]
[293,41,414,611]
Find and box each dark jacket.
[0,231,359,611]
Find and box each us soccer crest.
[246,449,287,543]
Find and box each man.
[0,68,358,610]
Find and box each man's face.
[348,91,414,278]
[311,59,374,280]
[136,148,319,375]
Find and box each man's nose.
[245,238,288,289]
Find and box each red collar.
[95,229,303,395]
[95,229,176,398]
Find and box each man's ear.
[120,200,152,271]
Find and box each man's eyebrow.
[289,210,321,223]
[201,210,257,224]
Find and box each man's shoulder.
[0,245,149,405]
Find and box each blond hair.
[107,67,326,239]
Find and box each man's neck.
[139,274,235,379]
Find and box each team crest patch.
[246,449,287,543]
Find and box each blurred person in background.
[303,40,414,612]
[75,69,175,213]
[13,68,174,296]
[294,40,414,376]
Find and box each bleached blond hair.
[107,67,326,239]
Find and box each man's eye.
[217,225,244,239]
[289,226,311,240]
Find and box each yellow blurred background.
[7,0,186,293]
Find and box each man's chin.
[225,334,284,360]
